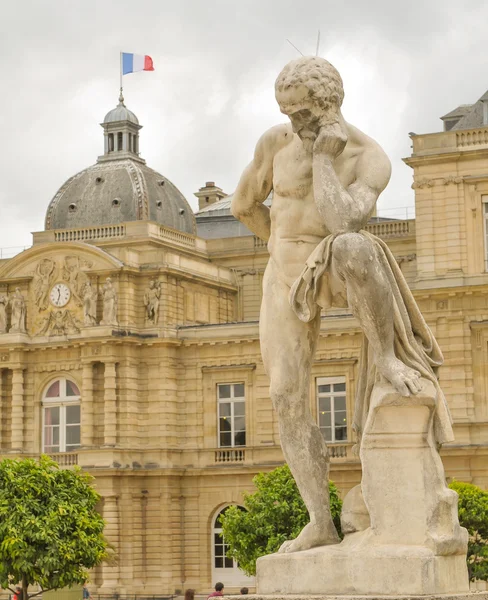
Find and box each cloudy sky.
[0,0,486,249]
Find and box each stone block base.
[256,541,470,595]
[241,595,486,600]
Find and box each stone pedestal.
[257,380,469,596]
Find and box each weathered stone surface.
[231,56,469,594]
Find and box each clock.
[49,283,71,308]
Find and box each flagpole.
[119,52,123,103]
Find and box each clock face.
[50,283,71,308]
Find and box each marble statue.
[0,293,8,333]
[231,56,469,595]
[100,277,118,326]
[82,280,98,326]
[9,288,26,333]
[144,279,161,325]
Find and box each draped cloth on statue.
[289,230,454,447]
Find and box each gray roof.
[45,159,196,234]
[104,102,139,125]
[440,91,488,131]
[440,104,473,120]
[196,192,273,217]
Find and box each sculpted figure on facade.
[82,280,98,326]
[34,258,56,311]
[144,279,161,325]
[62,256,89,305]
[232,57,467,594]
[9,288,26,333]
[100,277,118,326]
[0,293,8,333]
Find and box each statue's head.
[149,280,155,289]
[275,57,344,146]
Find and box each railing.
[54,225,126,242]
[254,237,268,249]
[47,452,78,466]
[158,226,195,248]
[365,220,412,237]
[456,128,488,148]
[329,444,348,458]
[215,448,246,463]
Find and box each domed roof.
[103,103,139,125]
[45,160,196,234]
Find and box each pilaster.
[81,361,94,447]
[11,367,24,451]
[103,360,117,446]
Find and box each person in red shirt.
[207,582,224,598]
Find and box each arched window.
[212,506,254,587]
[42,378,81,453]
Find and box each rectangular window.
[317,376,347,443]
[43,404,81,453]
[217,383,246,447]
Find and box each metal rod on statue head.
[286,39,304,57]
[316,30,321,56]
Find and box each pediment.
[0,242,124,280]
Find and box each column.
[103,361,117,446]
[11,367,24,451]
[101,495,120,589]
[81,362,94,447]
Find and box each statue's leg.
[260,259,340,553]
[330,233,422,396]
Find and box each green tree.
[220,464,342,576]
[449,480,488,582]
[0,455,108,598]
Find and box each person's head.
[215,582,224,592]
[275,57,344,147]
[15,587,21,593]
[184,589,195,600]
[240,588,249,595]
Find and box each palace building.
[0,89,487,594]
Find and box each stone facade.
[0,99,487,595]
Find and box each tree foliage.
[220,464,342,576]
[449,480,488,582]
[0,456,108,597]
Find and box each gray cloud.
[1,0,487,248]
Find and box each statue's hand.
[313,122,347,159]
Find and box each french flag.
[122,53,154,75]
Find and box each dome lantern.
[99,92,144,164]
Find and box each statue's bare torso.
[266,121,384,287]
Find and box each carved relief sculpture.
[62,256,90,305]
[82,280,98,326]
[100,277,118,326]
[9,288,26,333]
[231,56,469,595]
[0,293,8,333]
[143,279,161,325]
[34,258,56,310]
[38,309,81,336]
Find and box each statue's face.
[277,84,339,151]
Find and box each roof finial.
[118,87,125,106]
